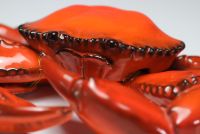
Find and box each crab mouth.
[56,48,149,83]
[56,48,113,65]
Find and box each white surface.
[0,0,200,134]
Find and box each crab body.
[20,5,184,82]
[0,5,199,134]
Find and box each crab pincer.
[40,55,174,134]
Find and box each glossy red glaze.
[0,24,26,44]
[0,4,197,134]
[23,5,184,82]
[0,86,72,133]
[0,37,43,83]
[172,55,200,70]
[168,85,200,134]
[126,70,200,107]
[53,48,178,81]
[0,34,74,133]
[28,5,180,47]
[133,70,200,86]
[1,84,37,94]
[41,55,174,134]
[18,5,200,134]
[0,87,33,106]
[0,105,72,133]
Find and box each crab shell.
[19,5,185,82]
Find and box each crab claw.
[168,85,200,134]
[0,39,43,83]
[127,70,200,106]
[0,37,45,94]
[172,55,200,70]
[0,87,33,107]
[0,24,27,44]
[40,55,174,134]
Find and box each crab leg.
[0,86,73,133]
[126,55,200,106]
[172,55,200,70]
[126,70,200,106]
[40,55,174,134]
[0,87,33,106]
[168,85,200,134]
[0,24,27,44]
[0,84,37,94]
[0,105,72,133]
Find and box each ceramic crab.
[0,5,199,134]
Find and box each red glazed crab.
[0,5,199,134]
[0,24,72,132]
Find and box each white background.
[0,0,199,134]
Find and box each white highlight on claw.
[0,28,7,36]
[1,40,15,48]
[188,58,193,64]
[19,107,47,112]
[0,53,30,68]
[63,74,73,82]
[156,128,167,134]
[193,62,198,66]
[116,102,130,111]
[88,78,109,100]
[171,106,191,125]
[193,120,200,125]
